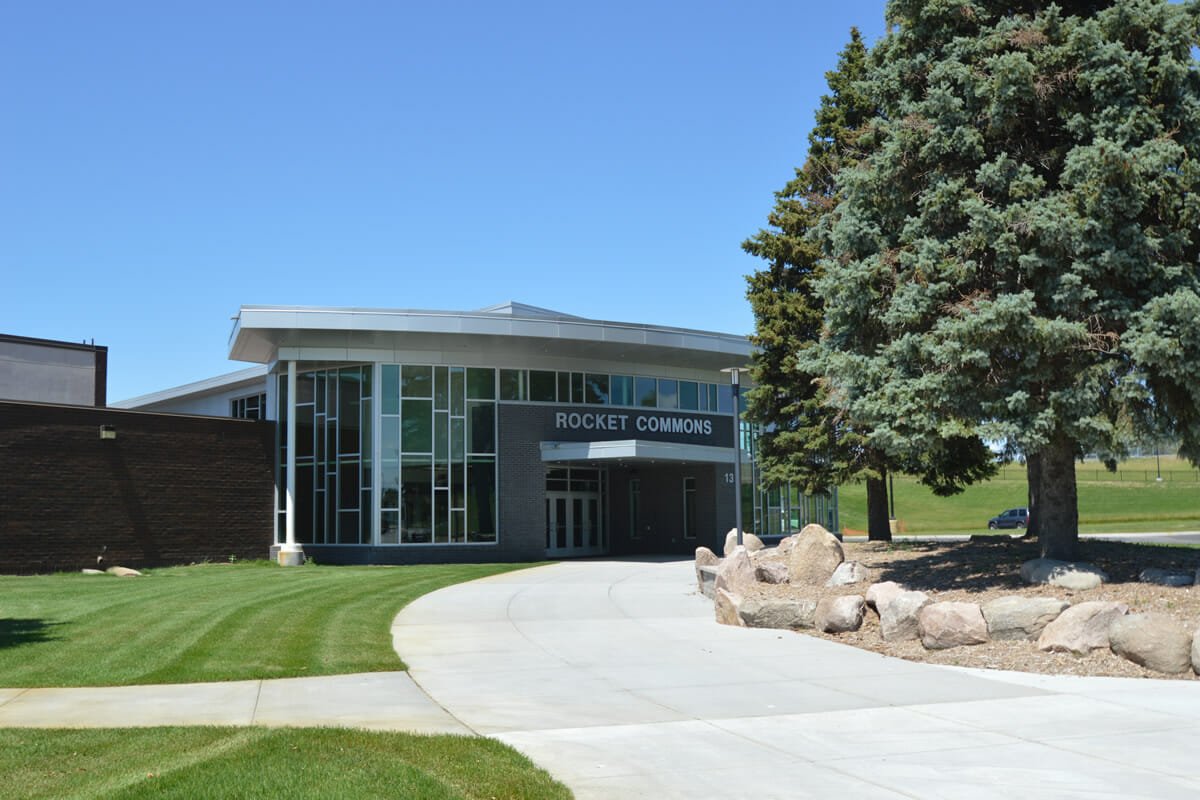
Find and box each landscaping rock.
[714,588,744,627]
[105,566,143,577]
[981,596,1069,641]
[816,595,865,633]
[695,547,720,591]
[826,560,870,587]
[81,568,106,575]
[697,566,718,599]
[880,591,930,642]
[776,534,800,556]
[1019,558,1109,590]
[788,524,845,587]
[1037,601,1129,655]
[715,546,756,594]
[1193,622,1200,676]
[1109,613,1195,675]
[1138,568,1195,587]
[865,581,906,614]
[755,562,789,584]
[919,602,988,650]
[738,597,817,630]
[724,529,764,556]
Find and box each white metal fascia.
[539,439,736,464]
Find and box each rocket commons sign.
[539,406,732,448]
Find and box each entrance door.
[545,490,604,557]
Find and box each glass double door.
[545,491,604,557]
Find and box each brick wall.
[0,401,274,574]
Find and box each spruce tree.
[744,30,894,539]
[815,0,1200,559]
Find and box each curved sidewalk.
[393,558,1200,800]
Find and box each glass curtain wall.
[379,365,497,545]
[276,366,373,544]
[279,363,496,546]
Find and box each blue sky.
[1,1,888,402]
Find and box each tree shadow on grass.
[0,618,62,648]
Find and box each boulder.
[1037,601,1129,655]
[694,547,721,592]
[919,602,988,650]
[1109,613,1194,675]
[714,546,756,595]
[865,581,906,614]
[1138,568,1194,587]
[826,560,870,587]
[105,566,143,577]
[714,588,744,627]
[1193,622,1200,676]
[816,595,865,633]
[81,569,106,575]
[880,591,930,642]
[776,534,800,556]
[723,529,764,556]
[755,562,789,584]
[738,597,817,630]
[981,596,1069,641]
[697,566,719,599]
[1019,558,1108,590]
[788,524,845,587]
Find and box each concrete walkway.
[0,671,469,733]
[393,558,1200,800]
[2,557,1198,799]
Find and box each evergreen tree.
[743,29,879,528]
[814,0,1200,559]
[744,29,994,541]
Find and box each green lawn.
[0,727,570,800]
[838,455,1200,535]
[0,561,534,687]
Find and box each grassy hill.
[836,455,1200,535]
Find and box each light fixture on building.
[99,424,117,440]
[721,367,747,547]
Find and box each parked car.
[988,507,1029,529]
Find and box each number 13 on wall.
[724,473,735,484]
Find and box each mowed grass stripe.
[0,562,536,687]
[0,727,571,800]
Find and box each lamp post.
[722,367,746,547]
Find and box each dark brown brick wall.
[0,401,274,574]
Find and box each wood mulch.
[745,537,1200,680]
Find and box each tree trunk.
[866,473,892,542]
[1024,452,1041,540]
[1035,434,1078,561]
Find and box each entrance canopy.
[540,439,735,464]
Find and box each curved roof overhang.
[228,304,752,373]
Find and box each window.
[610,375,634,406]
[529,370,556,402]
[231,393,267,419]
[658,379,679,409]
[499,369,526,401]
[584,373,609,404]
[635,376,657,407]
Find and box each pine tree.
[744,29,995,541]
[815,0,1200,559]
[743,30,892,538]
